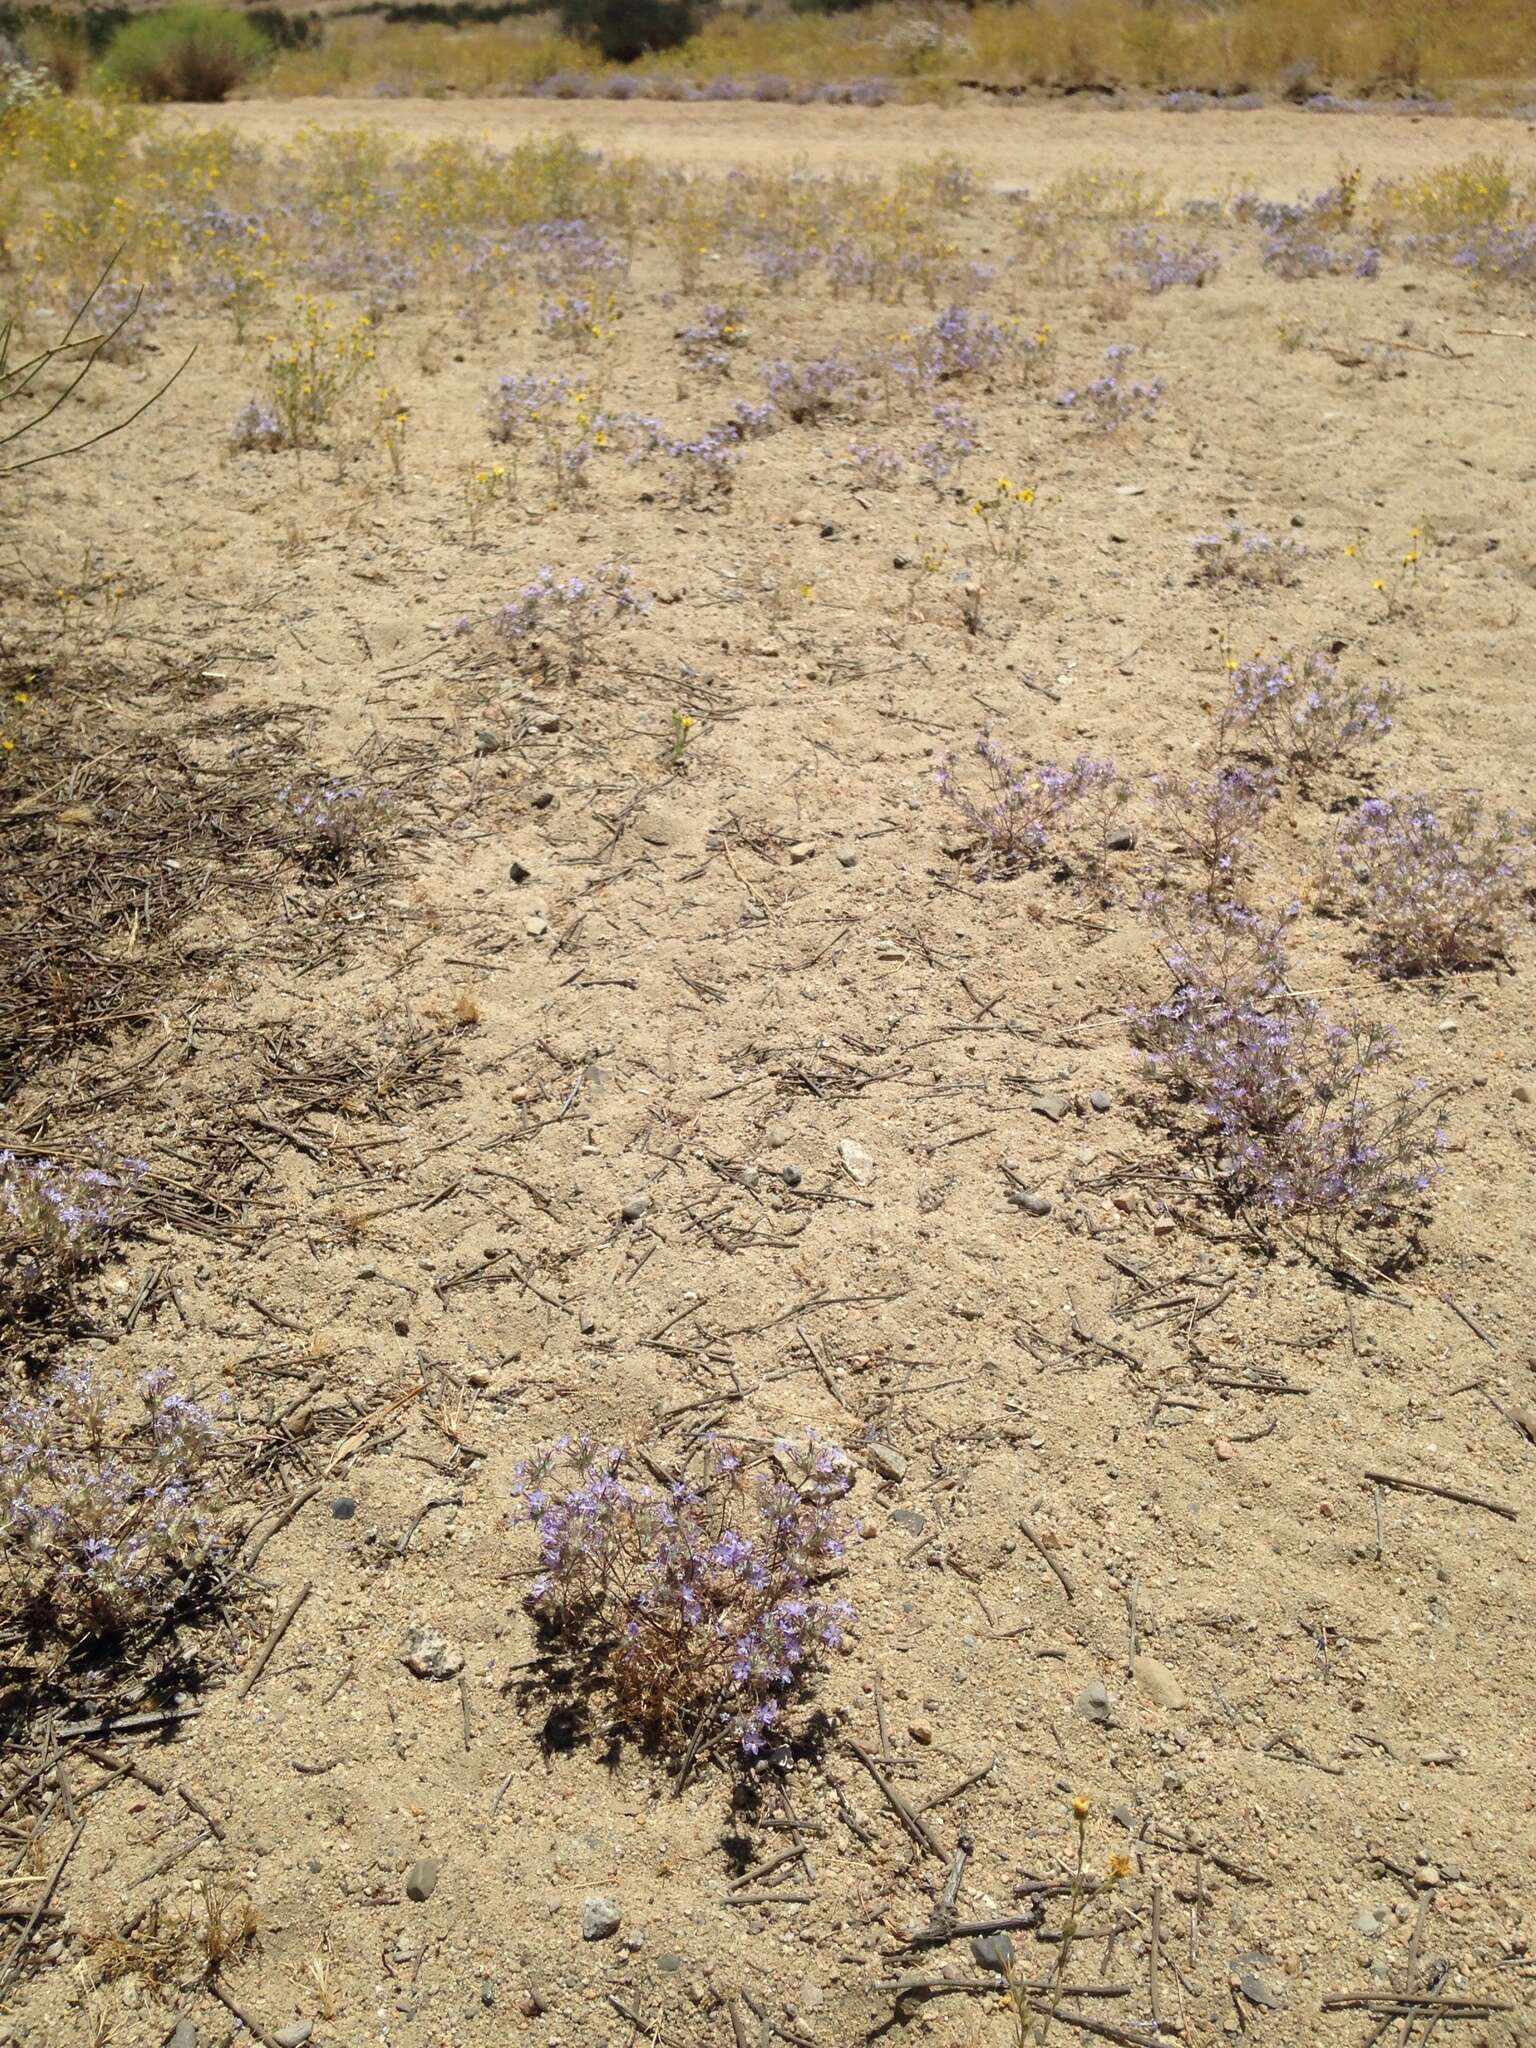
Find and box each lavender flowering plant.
[1149,766,1275,897]
[282,780,393,863]
[1134,898,1446,1225]
[1190,522,1305,588]
[1223,650,1397,779]
[1325,792,1531,975]
[0,1363,219,1636]
[1,1149,146,1317]
[935,733,1123,882]
[1056,345,1165,433]
[494,562,648,680]
[511,1433,853,1755]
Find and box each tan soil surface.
[7,93,1536,2048]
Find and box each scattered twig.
[236,1581,314,1700]
[1363,1470,1516,1522]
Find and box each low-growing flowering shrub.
[0,1363,219,1637]
[484,371,609,501]
[1325,792,1531,975]
[969,475,1036,564]
[511,1432,853,1755]
[1224,650,1397,779]
[1,1149,146,1317]
[935,732,1123,881]
[1191,522,1305,588]
[1134,899,1446,1224]
[282,780,393,863]
[848,442,906,489]
[1056,345,1164,432]
[230,398,283,451]
[678,303,746,377]
[917,400,978,483]
[1262,233,1382,280]
[1117,226,1219,293]
[761,354,856,423]
[494,562,648,679]
[1150,765,1275,896]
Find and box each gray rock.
[480,1981,496,2008]
[475,730,504,756]
[1106,827,1137,852]
[273,2027,313,2048]
[658,1953,683,1973]
[835,845,859,868]
[867,1444,908,1484]
[1132,1654,1187,1711]
[780,1164,803,1188]
[509,859,531,885]
[405,1858,440,1902]
[837,1137,876,1185]
[621,1193,652,1223]
[1089,1090,1112,1112]
[1031,1092,1072,1123]
[890,1509,926,1537]
[331,1497,356,1520]
[1356,1909,1385,1938]
[788,842,816,864]
[402,1627,464,1681]
[1074,1678,1114,1726]
[971,1932,1015,1974]
[166,2023,199,2048]
[1008,1189,1052,1217]
[1514,1082,1533,1105]
[581,1896,621,1942]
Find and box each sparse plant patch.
[512,1432,853,1755]
[1325,792,1531,975]
[936,732,1123,883]
[492,562,649,680]
[1191,521,1305,587]
[0,1147,145,1319]
[1223,650,1397,780]
[1133,899,1446,1227]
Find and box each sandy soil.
[185,92,1536,189]
[6,95,1536,2048]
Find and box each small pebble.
[475,730,504,756]
[525,914,549,938]
[331,1497,356,1520]
[1514,1082,1533,1105]
[1415,1864,1441,1890]
[971,1932,1015,1973]
[780,1163,803,1188]
[519,1987,547,2018]
[273,2026,313,2048]
[908,1719,933,1745]
[890,1509,926,1537]
[405,1858,439,1902]
[581,1896,621,1942]
[788,842,816,864]
[621,1194,651,1223]
[167,2022,199,2048]
[1075,1677,1114,1726]
[1031,1092,1072,1123]
[402,1627,464,1681]
[1106,827,1137,851]
[868,1444,908,1484]
[1008,1189,1052,1217]
[658,1953,683,1973]
[480,1982,496,2009]
[509,859,532,885]
[1214,1438,1236,1462]
[1089,1090,1112,1112]
[835,845,859,868]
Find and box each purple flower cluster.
[1150,765,1275,894]
[1117,226,1220,292]
[935,732,1121,880]
[511,1433,853,1755]
[305,237,419,322]
[495,562,648,677]
[1190,522,1305,587]
[231,398,284,452]
[1162,89,1264,112]
[848,442,906,488]
[0,1363,218,1633]
[1057,344,1165,432]
[1327,792,1532,975]
[281,779,393,861]
[1,1149,145,1314]
[677,303,746,377]
[1225,650,1397,777]
[485,371,573,445]
[916,401,978,483]
[1262,234,1382,279]
[760,354,856,423]
[1134,899,1445,1221]
[896,306,1018,385]
[747,231,820,290]
[1448,226,1536,284]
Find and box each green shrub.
[98,6,270,100]
[557,0,695,63]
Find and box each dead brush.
[86,1881,260,1989]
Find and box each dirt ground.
[6,93,1536,2048]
